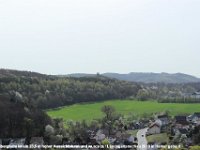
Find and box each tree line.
[0,75,141,109]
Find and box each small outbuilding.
[148,123,161,135]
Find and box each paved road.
[137,128,148,150]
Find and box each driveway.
[137,128,148,150]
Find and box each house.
[9,138,26,145]
[147,123,161,135]
[188,112,200,123]
[155,119,162,127]
[187,115,193,122]
[176,128,188,137]
[191,92,200,99]
[157,115,169,126]
[9,138,26,150]
[30,137,44,145]
[175,116,189,125]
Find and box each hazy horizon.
[1,67,200,78]
[0,0,200,77]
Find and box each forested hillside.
[0,69,141,109]
[1,69,200,109]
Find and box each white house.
[155,119,162,127]
[147,123,161,135]
[157,115,169,126]
[187,112,200,123]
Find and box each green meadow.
[47,100,200,121]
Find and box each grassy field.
[147,133,169,144]
[47,100,200,121]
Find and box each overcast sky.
[0,0,200,77]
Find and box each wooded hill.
[1,69,200,109]
[0,69,141,109]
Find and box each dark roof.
[175,116,188,125]
[158,115,168,119]
[192,92,200,95]
[178,128,188,134]
[149,123,160,128]
[175,116,187,120]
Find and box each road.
[137,128,148,150]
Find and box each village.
[0,110,200,150]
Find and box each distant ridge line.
[1,69,200,83]
[67,72,200,83]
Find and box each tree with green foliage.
[101,138,110,150]
[101,105,118,136]
[67,120,90,144]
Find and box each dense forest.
[0,69,141,109]
[0,95,51,138]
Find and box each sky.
[0,0,200,77]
